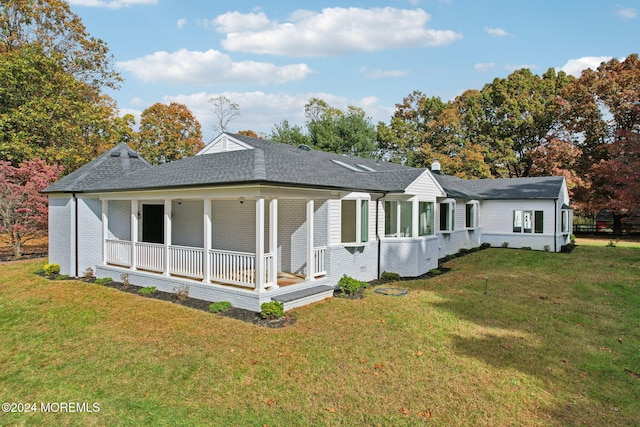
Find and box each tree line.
[1,0,638,257]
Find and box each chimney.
[431,159,441,174]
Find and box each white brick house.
[44,133,572,311]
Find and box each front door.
[142,204,164,244]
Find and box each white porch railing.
[135,242,164,273]
[105,241,321,288]
[105,239,132,267]
[314,246,327,276]
[169,245,204,279]
[209,249,256,288]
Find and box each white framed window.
[465,200,479,229]
[561,209,572,233]
[439,199,455,232]
[385,201,413,237]
[513,210,543,234]
[418,202,435,236]
[341,199,369,244]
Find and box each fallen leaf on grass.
[374,363,384,369]
[599,347,612,352]
[400,407,411,416]
[266,399,274,407]
[417,409,433,419]
[380,319,386,324]
[326,407,336,413]
[625,369,640,378]
[415,350,424,357]
[360,359,367,364]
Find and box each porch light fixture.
[137,211,141,219]
[238,197,245,204]
[176,199,183,205]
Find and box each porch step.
[272,285,335,310]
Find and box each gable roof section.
[44,134,423,194]
[43,143,152,193]
[433,174,566,200]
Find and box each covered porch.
[100,194,328,296]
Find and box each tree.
[305,98,377,158]
[0,44,121,171]
[568,55,640,233]
[0,158,62,257]
[134,102,204,165]
[269,120,311,147]
[0,0,121,90]
[209,95,240,136]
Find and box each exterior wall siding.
[379,237,439,277]
[480,199,561,251]
[77,197,103,277]
[325,243,378,284]
[437,228,482,258]
[108,200,130,240]
[211,199,256,253]
[48,195,74,275]
[172,200,204,247]
[278,199,306,275]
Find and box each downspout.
[375,193,387,279]
[73,192,79,277]
[554,199,557,253]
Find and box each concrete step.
[272,285,335,310]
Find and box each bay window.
[341,199,368,244]
[385,201,413,238]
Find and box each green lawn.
[1,245,639,426]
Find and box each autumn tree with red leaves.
[0,159,62,257]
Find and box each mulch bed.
[40,274,295,328]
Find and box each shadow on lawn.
[432,290,636,426]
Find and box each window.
[561,209,571,233]
[513,210,543,234]
[465,201,479,229]
[385,201,413,237]
[439,200,455,232]
[418,202,434,236]
[341,199,368,244]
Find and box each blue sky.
[68,0,639,142]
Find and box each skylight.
[357,164,376,172]
[331,159,364,172]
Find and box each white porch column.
[102,199,108,264]
[255,197,266,292]
[203,199,212,283]
[306,199,315,281]
[131,199,138,270]
[411,199,419,238]
[163,199,172,276]
[268,198,279,289]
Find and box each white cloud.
[474,62,495,72]
[560,56,613,76]
[117,49,313,85]
[484,27,510,37]
[360,67,410,79]
[68,0,157,9]
[216,7,462,57]
[615,6,637,19]
[177,19,187,29]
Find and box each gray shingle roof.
[43,143,152,193]
[44,134,423,194]
[432,173,565,200]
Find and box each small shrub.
[429,268,442,276]
[94,277,113,285]
[260,301,285,319]
[83,267,95,279]
[501,241,509,248]
[43,263,61,276]
[120,273,130,288]
[606,240,617,248]
[209,301,232,313]
[54,274,70,280]
[544,245,551,252]
[380,271,400,282]
[139,286,157,296]
[521,246,532,251]
[458,248,470,255]
[173,285,190,302]
[337,275,367,296]
[569,233,576,244]
[480,242,491,249]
